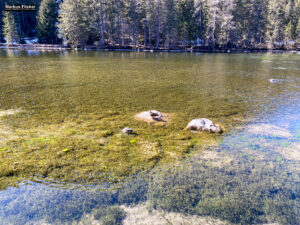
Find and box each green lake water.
[0,50,299,224]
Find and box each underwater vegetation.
[0,108,221,189]
[93,205,127,225]
[147,151,300,225]
[0,51,300,224]
[0,145,299,225]
[1,51,299,189]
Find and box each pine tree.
[11,0,42,39]
[249,0,268,47]
[145,0,156,48]
[178,0,197,46]
[204,0,219,49]
[217,0,234,48]
[0,2,4,42]
[51,0,300,49]
[267,0,286,48]
[2,12,19,44]
[165,0,178,49]
[126,0,141,48]
[284,21,293,46]
[296,17,300,45]
[58,0,98,48]
[37,0,59,43]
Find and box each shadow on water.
[0,50,299,224]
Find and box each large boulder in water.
[184,118,224,133]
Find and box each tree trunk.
[133,25,137,49]
[199,2,203,46]
[116,0,121,46]
[167,30,170,49]
[162,23,165,48]
[156,0,160,49]
[149,20,152,49]
[121,18,124,46]
[100,1,105,46]
[144,20,147,49]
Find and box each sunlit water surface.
[0,50,299,225]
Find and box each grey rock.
[269,79,286,83]
[184,118,223,133]
[150,110,163,121]
[122,127,134,134]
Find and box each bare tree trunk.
[162,23,165,48]
[167,30,170,49]
[212,8,216,51]
[144,20,147,48]
[156,0,160,48]
[99,1,105,46]
[121,18,124,46]
[116,0,121,46]
[199,1,203,46]
[149,20,152,49]
[133,25,137,49]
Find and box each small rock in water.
[122,127,134,134]
[134,110,173,125]
[150,110,163,121]
[269,79,286,83]
[274,67,286,70]
[184,118,224,133]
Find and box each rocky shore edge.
[1,43,299,54]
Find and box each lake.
[0,50,299,224]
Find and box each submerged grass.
[0,109,220,188]
[2,51,288,187]
[147,151,300,225]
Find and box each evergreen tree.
[37,0,59,43]
[164,0,178,49]
[267,0,286,48]
[178,0,197,45]
[10,0,42,38]
[204,0,219,49]
[232,0,252,48]
[145,0,156,48]
[2,11,19,44]
[49,0,299,49]
[126,0,142,48]
[58,0,98,48]
[0,2,4,42]
[249,0,268,47]
[217,0,234,48]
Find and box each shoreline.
[0,43,299,54]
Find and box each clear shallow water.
[0,50,299,224]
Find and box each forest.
[1,0,300,50]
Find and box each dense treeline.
[1,0,300,50]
